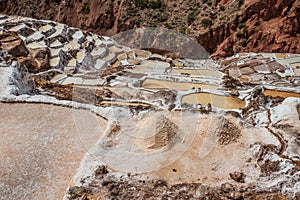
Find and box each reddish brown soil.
[0,0,299,57]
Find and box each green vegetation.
[135,0,166,10]
[201,18,212,28]
[154,12,168,22]
[187,10,199,24]
[202,0,212,6]
[236,31,243,38]
[179,27,186,34]
[164,23,172,29]
[81,3,90,14]
[149,0,164,9]
[219,5,225,11]
[236,21,248,38]
[136,0,148,8]
[238,22,247,29]
[148,21,158,27]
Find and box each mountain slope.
[0,0,299,57]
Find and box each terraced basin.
[182,93,246,109]
[171,69,222,78]
[142,79,219,91]
[264,90,300,99]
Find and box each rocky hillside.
[0,0,299,56]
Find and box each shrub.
[165,23,172,29]
[187,10,199,24]
[136,0,148,8]
[201,18,212,28]
[155,13,168,22]
[238,22,247,29]
[148,22,158,27]
[179,27,186,34]
[81,3,90,14]
[149,0,164,9]
[236,31,243,38]
[219,5,225,11]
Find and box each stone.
[6,61,35,95]
[95,165,109,175]
[18,47,51,73]
[0,31,29,57]
[31,47,51,71]
[229,172,246,183]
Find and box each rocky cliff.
[0,0,299,57]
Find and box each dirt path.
[0,103,107,200]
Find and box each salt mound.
[215,116,241,145]
[149,116,179,149]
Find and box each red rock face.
[211,0,300,57]
[0,0,299,57]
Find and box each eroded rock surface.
[1,0,299,57]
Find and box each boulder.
[18,48,51,73]
[6,61,35,95]
[31,47,51,72]
[0,31,29,57]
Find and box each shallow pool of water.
[142,79,219,91]
[182,93,246,109]
[171,69,222,78]
[275,53,288,59]
[264,90,300,99]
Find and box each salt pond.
[182,93,246,109]
[171,68,222,78]
[264,89,300,99]
[142,79,219,91]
